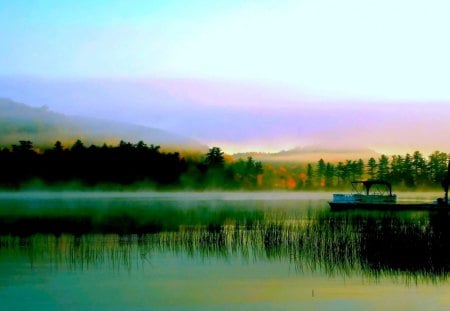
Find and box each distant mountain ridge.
[0,98,206,150]
[233,146,380,163]
[0,98,380,161]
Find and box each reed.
[2,209,450,283]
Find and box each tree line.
[0,140,448,190]
[296,151,449,190]
[0,140,263,190]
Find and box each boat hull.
[329,202,450,211]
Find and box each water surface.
[1,192,450,310]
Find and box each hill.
[233,146,380,163]
[0,98,206,150]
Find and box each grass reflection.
[2,207,450,284]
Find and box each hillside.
[233,146,380,163]
[0,98,206,150]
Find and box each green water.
[1,192,450,310]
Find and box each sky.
[1,0,450,154]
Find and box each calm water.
[1,192,450,310]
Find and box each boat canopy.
[351,180,393,196]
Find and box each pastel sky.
[1,0,450,153]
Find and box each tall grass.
[2,208,450,284]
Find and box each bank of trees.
[267,151,449,190]
[182,146,263,189]
[0,140,448,190]
[0,140,263,190]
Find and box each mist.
[2,78,450,154]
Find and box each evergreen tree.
[389,155,403,184]
[336,162,345,186]
[344,160,353,181]
[325,162,335,187]
[402,153,414,187]
[12,140,34,154]
[71,139,85,152]
[306,163,314,187]
[367,157,377,179]
[377,155,389,180]
[428,151,449,184]
[317,159,326,185]
[53,141,64,153]
[356,159,364,180]
[205,147,225,169]
[412,151,427,185]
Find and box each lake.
[1,191,450,310]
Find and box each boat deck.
[329,202,450,211]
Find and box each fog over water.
[0,191,333,202]
[2,191,450,310]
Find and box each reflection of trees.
[359,212,450,276]
[3,211,450,282]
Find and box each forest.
[262,151,449,190]
[0,140,448,190]
[0,140,262,190]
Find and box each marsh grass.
[2,206,450,284]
